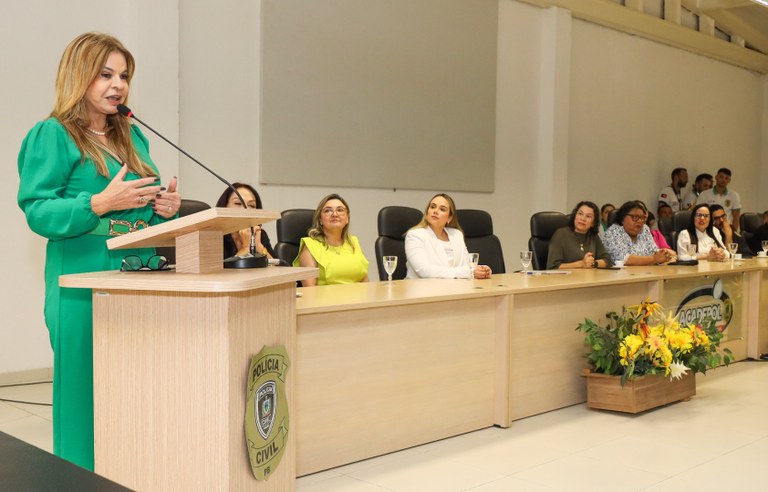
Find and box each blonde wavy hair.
[411,193,463,232]
[51,32,156,178]
[307,194,355,251]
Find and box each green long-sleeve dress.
[17,118,172,470]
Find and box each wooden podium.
[59,209,317,491]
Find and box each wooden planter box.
[583,370,696,414]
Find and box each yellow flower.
[690,325,711,347]
[645,333,673,371]
[630,298,663,322]
[667,330,693,353]
[619,334,644,366]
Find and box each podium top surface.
[107,208,281,249]
[59,266,318,293]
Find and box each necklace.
[86,127,106,136]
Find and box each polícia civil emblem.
[245,346,290,481]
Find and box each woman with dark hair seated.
[294,193,369,286]
[547,201,612,269]
[215,183,275,259]
[603,200,677,266]
[676,203,727,261]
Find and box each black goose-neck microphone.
[117,104,265,269]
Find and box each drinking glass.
[468,252,479,279]
[382,255,398,282]
[762,240,768,255]
[520,251,533,273]
[686,244,697,261]
[728,243,738,263]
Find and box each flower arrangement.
[576,299,732,385]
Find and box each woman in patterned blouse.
[603,200,677,266]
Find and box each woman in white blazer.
[405,193,492,279]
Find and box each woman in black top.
[215,183,275,259]
[547,201,612,269]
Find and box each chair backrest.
[155,199,211,264]
[672,210,691,233]
[528,211,570,270]
[657,215,674,250]
[741,212,761,234]
[657,215,673,235]
[274,209,314,266]
[456,209,505,274]
[374,206,422,280]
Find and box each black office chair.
[672,210,691,233]
[741,212,761,234]
[456,209,505,274]
[528,211,570,270]
[155,199,211,264]
[658,215,674,249]
[740,212,761,251]
[374,206,422,280]
[274,209,314,266]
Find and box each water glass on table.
[468,252,479,279]
[685,244,697,261]
[728,242,738,261]
[520,251,533,273]
[762,240,768,256]
[383,255,398,282]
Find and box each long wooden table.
[294,259,768,475]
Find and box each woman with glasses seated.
[16,33,181,470]
[405,193,492,279]
[215,183,275,259]
[676,204,728,261]
[547,201,612,269]
[294,193,369,286]
[604,200,677,266]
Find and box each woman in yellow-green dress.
[17,32,181,470]
[294,194,369,286]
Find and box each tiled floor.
[2,361,767,491]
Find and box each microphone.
[116,104,266,269]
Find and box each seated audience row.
[219,185,491,286]
[218,182,758,284]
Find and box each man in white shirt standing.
[681,173,713,210]
[696,167,741,232]
[657,167,688,214]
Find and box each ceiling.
[686,0,768,55]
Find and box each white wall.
[2,0,766,375]
[569,19,765,212]
[0,1,179,374]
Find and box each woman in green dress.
[17,32,181,470]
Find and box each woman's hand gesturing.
[90,165,162,216]
[152,176,181,219]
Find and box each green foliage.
[576,302,732,384]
